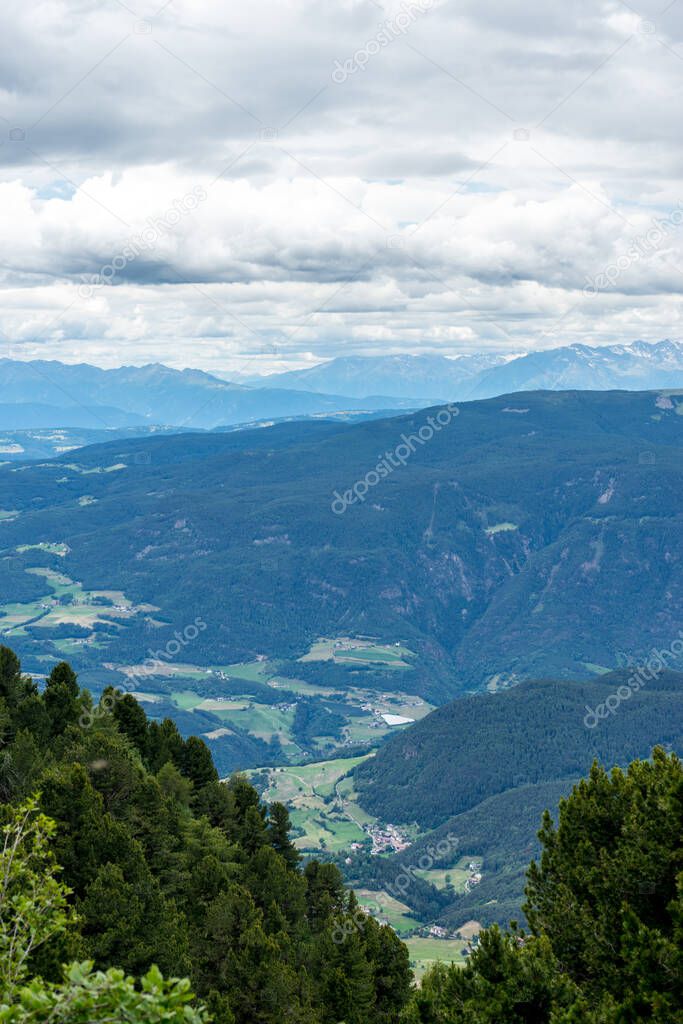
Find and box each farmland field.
[300,637,415,668]
[106,656,430,762]
[17,542,69,557]
[355,890,416,935]
[0,564,155,643]
[405,937,468,981]
[249,755,374,851]
[415,857,484,892]
[0,550,430,779]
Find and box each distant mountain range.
[2,341,683,432]
[246,340,683,400]
[241,353,504,399]
[467,339,683,399]
[0,359,421,430]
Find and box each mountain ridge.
[244,340,683,400]
[0,389,681,699]
[0,358,423,430]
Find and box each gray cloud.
[3,0,683,372]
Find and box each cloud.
[2,0,683,371]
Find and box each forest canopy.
[0,646,680,1023]
[0,646,411,1023]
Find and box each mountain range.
[3,340,683,435]
[0,388,681,699]
[0,358,421,431]
[241,353,504,399]
[2,385,682,936]
[246,340,683,400]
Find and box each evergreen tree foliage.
[0,646,412,1023]
[403,747,683,1024]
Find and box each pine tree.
[43,661,82,736]
[267,801,300,869]
[111,692,149,756]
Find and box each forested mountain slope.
[0,390,681,698]
[353,671,683,827]
[349,670,683,929]
[402,749,683,1024]
[0,646,411,1024]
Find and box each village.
[349,822,413,856]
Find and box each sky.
[2,0,683,377]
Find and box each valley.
[248,753,477,977]
[0,537,434,772]
[5,0,683,1012]
[1,389,682,988]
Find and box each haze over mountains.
[246,339,683,400]
[2,340,683,434]
[0,358,420,431]
[241,353,506,399]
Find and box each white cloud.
[3,0,683,371]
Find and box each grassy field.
[485,522,519,535]
[300,637,415,668]
[405,937,468,981]
[269,676,335,696]
[217,661,273,681]
[216,704,297,745]
[414,867,470,892]
[250,755,375,851]
[63,462,127,475]
[118,662,212,680]
[197,699,251,712]
[582,662,612,675]
[0,565,153,641]
[355,890,416,936]
[17,542,68,557]
[415,857,483,893]
[170,690,205,709]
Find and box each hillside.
[353,671,683,827]
[0,645,411,1023]
[348,670,683,928]
[344,777,577,927]
[0,390,681,709]
[402,749,683,1024]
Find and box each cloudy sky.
[3,0,683,375]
